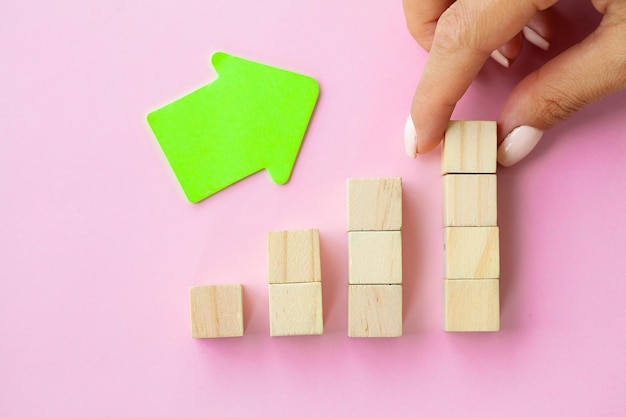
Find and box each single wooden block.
[348,231,402,284]
[442,121,497,174]
[267,229,321,284]
[443,174,497,226]
[444,227,499,279]
[190,285,244,338]
[348,284,402,337]
[347,177,402,231]
[269,282,323,336]
[444,279,500,332]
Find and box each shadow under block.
[269,282,323,336]
[444,279,500,332]
[443,174,497,227]
[444,227,500,279]
[347,177,402,231]
[442,121,497,174]
[267,229,321,284]
[190,285,244,338]
[348,284,402,337]
[348,231,402,284]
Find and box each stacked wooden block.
[346,178,403,337]
[267,229,324,336]
[442,121,500,332]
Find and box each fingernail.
[497,125,544,167]
[404,114,417,158]
[490,50,510,68]
[522,26,550,51]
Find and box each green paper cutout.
[147,52,320,202]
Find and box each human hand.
[403,0,626,166]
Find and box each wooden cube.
[190,285,244,338]
[348,231,402,284]
[444,227,499,279]
[267,229,321,284]
[348,284,402,337]
[347,177,402,231]
[442,121,497,174]
[269,282,323,336]
[443,174,497,226]
[444,279,499,332]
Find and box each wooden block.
[347,177,402,231]
[269,282,323,336]
[444,279,499,331]
[442,121,497,174]
[443,174,497,226]
[348,231,402,284]
[444,227,499,279]
[267,229,321,284]
[348,284,402,337]
[190,285,244,338]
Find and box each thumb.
[497,9,626,167]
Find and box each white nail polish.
[497,126,544,167]
[490,50,510,68]
[522,26,550,51]
[404,114,417,158]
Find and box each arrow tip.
[265,75,319,185]
[211,51,229,68]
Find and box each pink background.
[2,1,626,415]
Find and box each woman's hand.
[403,0,626,166]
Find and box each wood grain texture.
[348,284,402,337]
[442,121,497,174]
[443,174,497,227]
[267,229,321,284]
[444,227,499,279]
[444,279,499,332]
[348,231,402,284]
[269,282,323,336]
[190,285,244,338]
[347,177,402,231]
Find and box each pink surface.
[2,1,626,415]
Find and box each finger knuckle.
[607,58,626,90]
[535,85,587,126]
[434,5,473,53]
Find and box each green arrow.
[147,52,320,203]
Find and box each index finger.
[408,0,558,154]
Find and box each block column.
[442,121,500,331]
[346,177,403,337]
[267,229,324,336]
